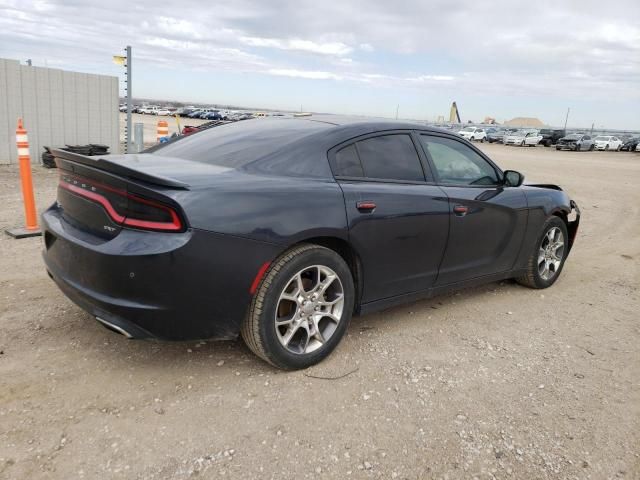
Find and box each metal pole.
[395,104,399,120]
[125,45,132,153]
[134,123,144,153]
[563,107,570,130]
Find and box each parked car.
[204,111,223,120]
[43,117,580,369]
[187,110,204,118]
[538,129,566,147]
[620,137,640,151]
[198,110,216,119]
[118,104,127,112]
[504,130,539,146]
[155,108,173,116]
[457,126,486,142]
[556,134,595,151]
[593,135,623,151]
[486,128,507,143]
[139,105,160,115]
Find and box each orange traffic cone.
[157,120,169,143]
[6,118,42,238]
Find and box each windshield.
[462,127,475,132]
[566,134,581,139]
[594,136,609,141]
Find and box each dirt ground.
[0,143,639,480]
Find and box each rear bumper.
[42,204,280,341]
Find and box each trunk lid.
[52,150,196,239]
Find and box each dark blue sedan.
[42,116,580,369]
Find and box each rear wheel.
[516,217,568,289]
[589,144,594,151]
[575,144,581,152]
[241,244,355,370]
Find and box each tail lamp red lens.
[58,173,183,232]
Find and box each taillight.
[59,173,184,232]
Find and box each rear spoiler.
[51,149,190,190]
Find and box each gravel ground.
[0,143,638,480]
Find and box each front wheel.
[575,144,581,152]
[589,144,595,151]
[520,140,525,147]
[605,144,609,151]
[241,244,355,370]
[516,217,569,289]
[480,137,485,143]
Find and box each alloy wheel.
[275,265,345,355]
[538,227,565,281]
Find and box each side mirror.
[503,170,525,187]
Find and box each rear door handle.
[356,201,376,213]
[453,205,468,216]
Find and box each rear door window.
[355,134,425,182]
[334,144,364,177]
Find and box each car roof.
[150,116,462,178]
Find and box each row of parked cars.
[456,126,640,152]
[118,104,262,121]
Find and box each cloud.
[267,68,343,80]
[241,36,352,56]
[0,0,638,126]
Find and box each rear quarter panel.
[168,171,348,246]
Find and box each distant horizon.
[120,96,640,134]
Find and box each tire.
[470,136,475,141]
[480,137,485,143]
[589,144,594,151]
[516,216,569,289]
[520,140,525,147]
[575,144,581,152]
[241,244,355,370]
[556,146,561,151]
[605,144,609,151]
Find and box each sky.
[1,0,639,129]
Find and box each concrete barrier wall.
[0,58,119,165]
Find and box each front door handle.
[453,205,468,216]
[356,201,376,213]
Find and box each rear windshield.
[150,119,331,168]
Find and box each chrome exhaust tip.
[95,317,134,339]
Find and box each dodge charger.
[42,117,580,369]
